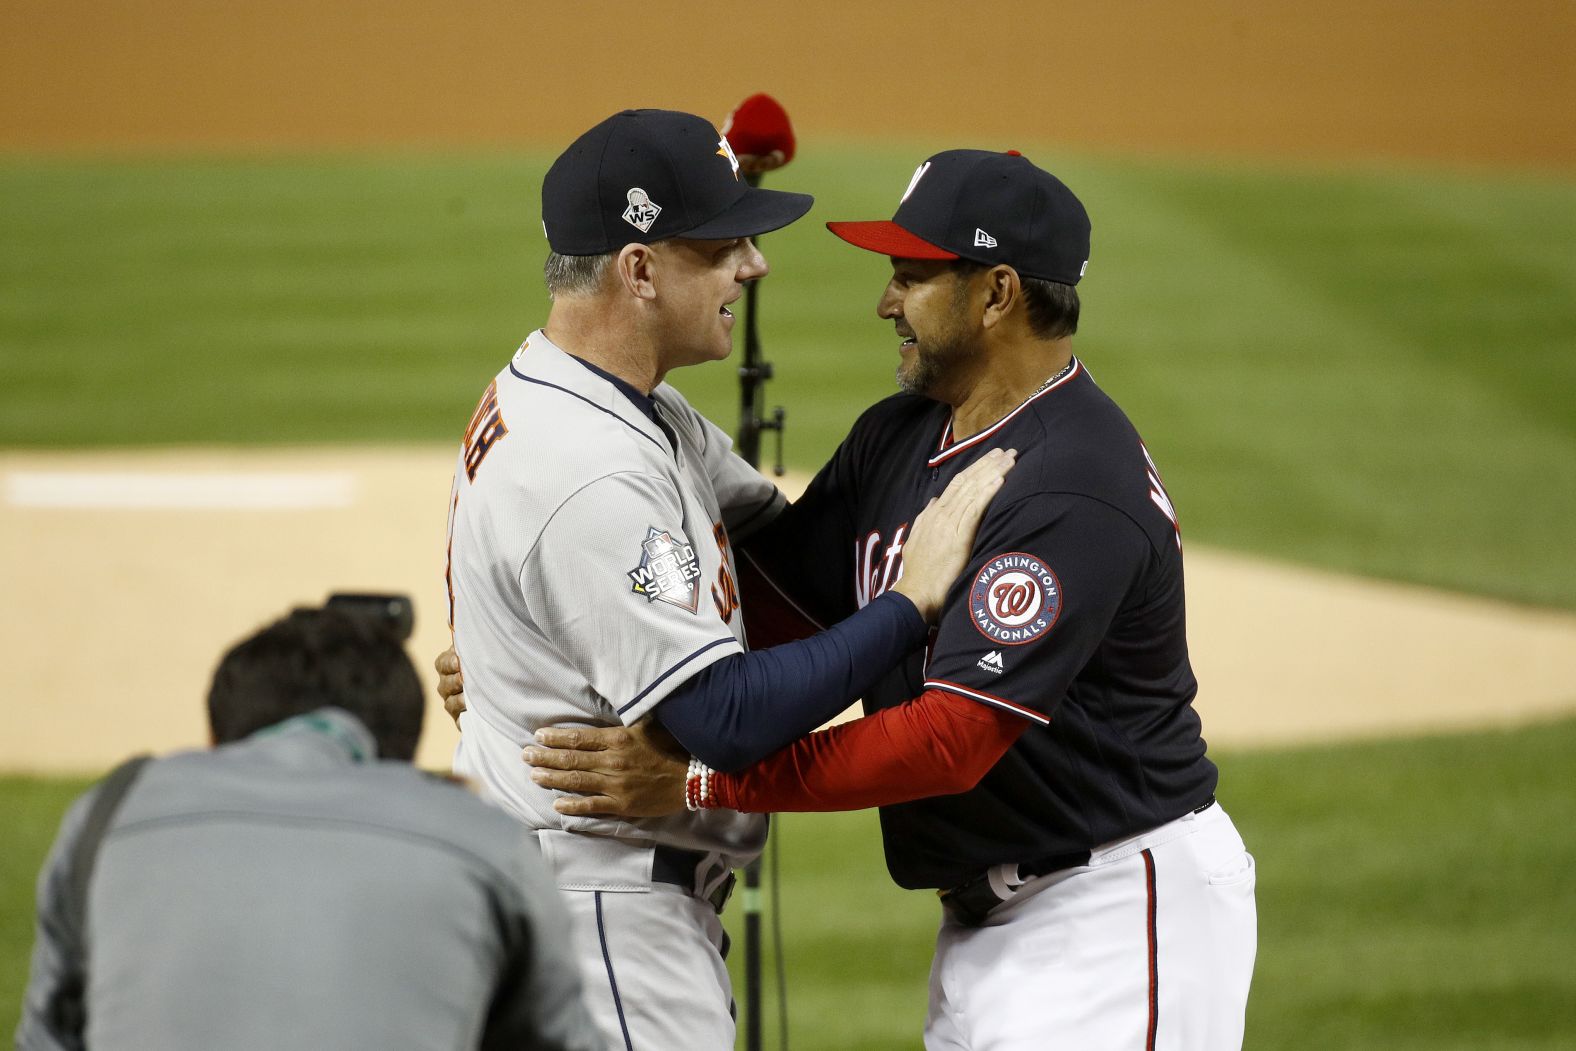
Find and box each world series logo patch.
[628,526,701,613]
[968,552,1061,646]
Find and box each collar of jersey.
[507,329,673,452]
[566,352,678,452]
[928,357,1083,467]
[570,353,659,418]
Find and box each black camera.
[324,592,415,642]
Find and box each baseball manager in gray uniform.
[443,109,1014,1051]
[18,604,597,1051]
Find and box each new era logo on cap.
[826,149,1092,285]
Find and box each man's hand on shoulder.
[524,717,689,817]
[893,447,1017,621]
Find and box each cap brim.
[683,187,814,240]
[824,221,959,260]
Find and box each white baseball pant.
[925,802,1257,1050]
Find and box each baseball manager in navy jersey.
[521,148,1259,1049]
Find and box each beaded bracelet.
[685,757,703,811]
[684,756,715,811]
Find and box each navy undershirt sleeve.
[652,591,928,772]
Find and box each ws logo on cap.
[623,188,661,233]
[968,552,1061,645]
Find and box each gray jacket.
[17,709,601,1051]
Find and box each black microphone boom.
[737,171,786,476]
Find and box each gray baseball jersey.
[446,329,784,866]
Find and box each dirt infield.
[4,447,1573,774]
[2,0,1572,169]
[7,2,1572,767]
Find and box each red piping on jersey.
[928,358,1083,467]
[1143,848,1159,1050]
[923,678,1050,725]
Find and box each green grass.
[720,717,1576,1050]
[0,775,91,1037]
[2,149,1574,607]
[7,720,1573,1047]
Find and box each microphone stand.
[737,173,786,476]
[736,169,785,1051]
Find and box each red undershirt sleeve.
[708,689,1030,813]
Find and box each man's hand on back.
[525,718,690,817]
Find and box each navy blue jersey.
[742,360,1218,889]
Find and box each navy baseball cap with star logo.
[543,109,815,255]
[826,149,1091,284]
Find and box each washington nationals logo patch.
[968,552,1061,646]
[628,527,702,613]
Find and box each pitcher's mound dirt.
[4,447,1573,773]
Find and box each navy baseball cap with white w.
[543,109,814,255]
[826,149,1091,284]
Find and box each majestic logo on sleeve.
[628,527,702,613]
[968,552,1061,645]
[976,650,1006,675]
